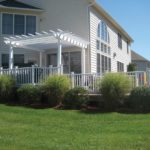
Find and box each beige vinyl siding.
[90,7,131,73]
[18,0,89,40]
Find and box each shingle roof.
[0,0,41,10]
[131,50,149,61]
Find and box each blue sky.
[97,0,150,60]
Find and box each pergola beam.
[4,29,89,70]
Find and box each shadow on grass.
[0,101,52,110]
[79,107,150,115]
[0,101,150,114]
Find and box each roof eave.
[0,5,44,13]
[93,3,134,43]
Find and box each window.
[101,21,108,42]
[97,54,111,74]
[101,55,105,73]
[48,54,57,67]
[97,21,110,44]
[2,14,13,34]
[97,23,100,37]
[2,13,36,35]
[101,43,104,52]
[14,15,25,35]
[104,44,107,53]
[108,58,111,72]
[127,41,129,54]
[117,61,124,72]
[62,52,69,73]
[2,54,24,68]
[96,40,100,50]
[108,47,111,55]
[118,33,122,49]
[48,52,81,73]
[26,16,36,35]
[97,54,100,73]
[70,52,81,73]
[104,56,107,71]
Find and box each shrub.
[99,73,131,111]
[129,87,150,112]
[127,63,136,72]
[63,87,89,109]
[0,75,15,102]
[42,75,70,106]
[17,84,41,105]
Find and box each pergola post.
[81,48,86,74]
[57,39,62,67]
[9,45,14,69]
[39,52,43,67]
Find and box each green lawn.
[0,104,150,150]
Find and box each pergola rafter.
[4,29,89,74]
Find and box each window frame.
[118,33,122,49]
[2,12,37,35]
[2,13,13,35]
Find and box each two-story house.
[0,0,133,74]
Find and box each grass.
[0,104,150,150]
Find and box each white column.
[81,48,86,74]
[39,51,43,67]
[9,45,14,69]
[57,39,62,67]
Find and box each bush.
[129,87,150,112]
[0,75,15,102]
[17,84,41,105]
[42,75,70,106]
[99,73,131,111]
[63,87,89,109]
[127,63,136,72]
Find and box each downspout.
[87,0,96,73]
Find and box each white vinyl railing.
[0,65,63,86]
[68,71,146,93]
[0,66,147,93]
[67,73,103,93]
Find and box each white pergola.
[4,29,89,74]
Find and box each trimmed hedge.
[0,75,15,102]
[129,87,150,112]
[42,75,70,106]
[99,73,131,111]
[17,84,41,105]
[63,87,89,109]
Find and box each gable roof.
[92,2,133,43]
[131,50,149,62]
[0,0,41,10]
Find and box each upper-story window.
[127,41,129,54]
[101,21,107,42]
[2,14,13,35]
[97,21,110,43]
[2,13,36,35]
[118,33,122,49]
[97,21,111,55]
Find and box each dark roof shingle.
[131,50,149,61]
[0,0,41,10]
